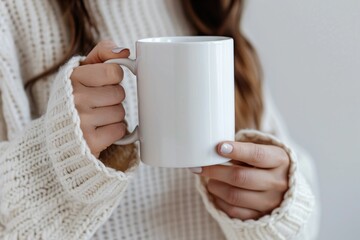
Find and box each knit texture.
[0,0,319,239]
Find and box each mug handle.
[104,58,139,145]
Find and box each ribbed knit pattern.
[0,0,317,239]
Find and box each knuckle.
[206,180,216,194]
[73,91,85,107]
[71,66,91,85]
[226,189,241,205]
[263,198,277,212]
[253,144,266,163]
[113,104,126,121]
[70,67,79,82]
[119,104,126,120]
[78,112,91,125]
[105,64,122,83]
[113,85,125,102]
[72,90,81,103]
[272,179,288,191]
[231,169,248,186]
[83,132,98,152]
[258,194,278,212]
[119,86,126,100]
[118,123,127,137]
[116,123,126,137]
[74,103,82,111]
[278,149,289,166]
[79,122,88,134]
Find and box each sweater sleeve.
[194,89,319,239]
[0,56,140,239]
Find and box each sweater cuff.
[45,56,140,204]
[195,129,314,239]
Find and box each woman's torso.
[8,0,226,239]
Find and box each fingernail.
[111,47,128,53]
[189,167,202,174]
[220,143,233,154]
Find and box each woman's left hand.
[190,141,290,220]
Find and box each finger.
[72,63,124,87]
[93,122,127,151]
[207,179,278,212]
[214,197,262,220]
[86,104,125,127]
[74,84,125,108]
[201,164,277,191]
[217,142,289,168]
[82,40,130,65]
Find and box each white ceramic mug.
[106,36,234,168]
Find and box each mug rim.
[137,36,232,44]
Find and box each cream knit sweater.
[0,0,319,239]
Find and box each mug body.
[135,36,234,168]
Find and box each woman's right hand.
[70,40,129,158]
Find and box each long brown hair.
[27,0,263,131]
[25,1,98,90]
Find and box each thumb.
[82,40,130,65]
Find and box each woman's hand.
[190,141,290,220]
[70,40,129,158]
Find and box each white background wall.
[243,0,360,239]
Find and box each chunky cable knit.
[0,0,319,239]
